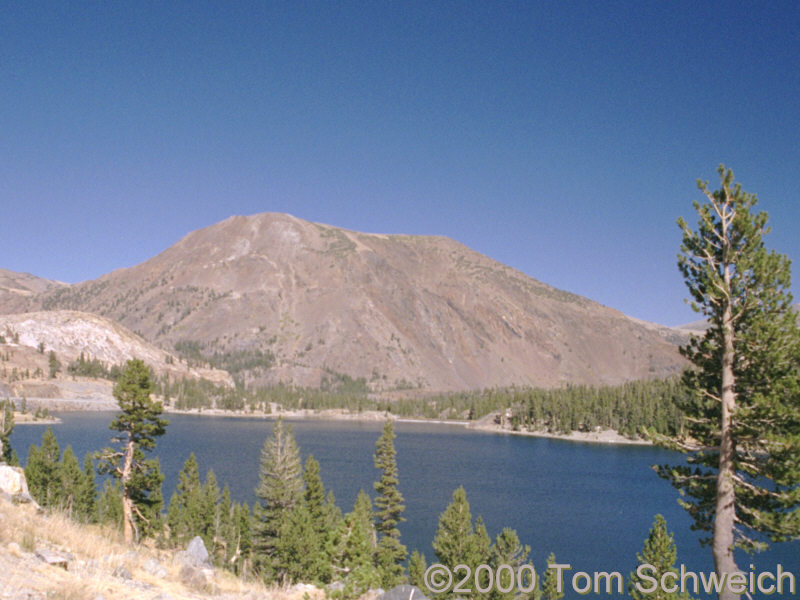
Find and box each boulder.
[0,464,40,507]
[179,563,218,594]
[377,585,429,600]
[185,536,212,568]
[176,536,217,593]
[0,465,29,496]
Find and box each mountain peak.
[2,215,685,391]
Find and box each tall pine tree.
[253,417,304,582]
[96,359,168,544]
[656,166,800,600]
[373,420,407,588]
[25,427,62,508]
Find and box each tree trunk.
[121,438,135,545]
[713,271,739,600]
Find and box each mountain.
[3,213,686,391]
[0,269,66,313]
[0,310,232,398]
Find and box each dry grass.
[0,497,357,600]
[0,498,299,600]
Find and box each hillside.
[0,489,314,600]
[0,269,66,314]
[0,310,232,401]
[4,213,686,391]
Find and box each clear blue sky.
[3,2,799,326]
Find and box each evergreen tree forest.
[151,375,689,440]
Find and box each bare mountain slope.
[0,269,66,313]
[0,310,232,389]
[11,213,685,391]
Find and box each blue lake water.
[10,413,799,598]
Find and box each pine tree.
[167,452,204,546]
[48,350,60,378]
[0,399,14,463]
[333,490,382,600]
[96,359,168,544]
[303,454,341,583]
[74,453,97,523]
[200,468,221,554]
[433,486,483,569]
[408,550,428,591]
[276,501,322,584]
[96,478,123,528]
[655,166,800,599]
[541,553,564,600]
[25,426,62,507]
[233,501,253,576]
[128,456,165,539]
[59,445,83,516]
[629,515,690,600]
[373,420,407,587]
[253,417,304,581]
[490,528,531,600]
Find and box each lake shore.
[8,395,651,445]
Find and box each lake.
[10,413,799,598]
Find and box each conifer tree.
[128,456,165,539]
[74,453,97,523]
[96,478,123,528]
[25,426,62,507]
[490,528,531,600]
[656,166,800,599]
[167,452,203,545]
[0,399,14,464]
[232,501,253,576]
[200,468,221,551]
[408,550,428,591]
[59,445,83,516]
[276,500,322,584]
[333,490,382,600]
[629,515,690,600]
[303,454,342,583]
[373,420,407,587]
[96,359,168,544]
[253,417,304,581]
[433,486,483,568]
[541,553,564,600]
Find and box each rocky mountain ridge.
[2,213,687,391]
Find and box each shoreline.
[7,396,652,446]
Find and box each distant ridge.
[1,213,686,391]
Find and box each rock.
[0,465,40,508]
[93,594,106,600]
[34,548,69,570]
[179,563,218,594]
[113,564,132,580]
[327,582,345,592]
[142,557,168,579]
[150,594,175,600]
[377,585,429,600]
[7,541,22,556]
[185,536,212,568]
